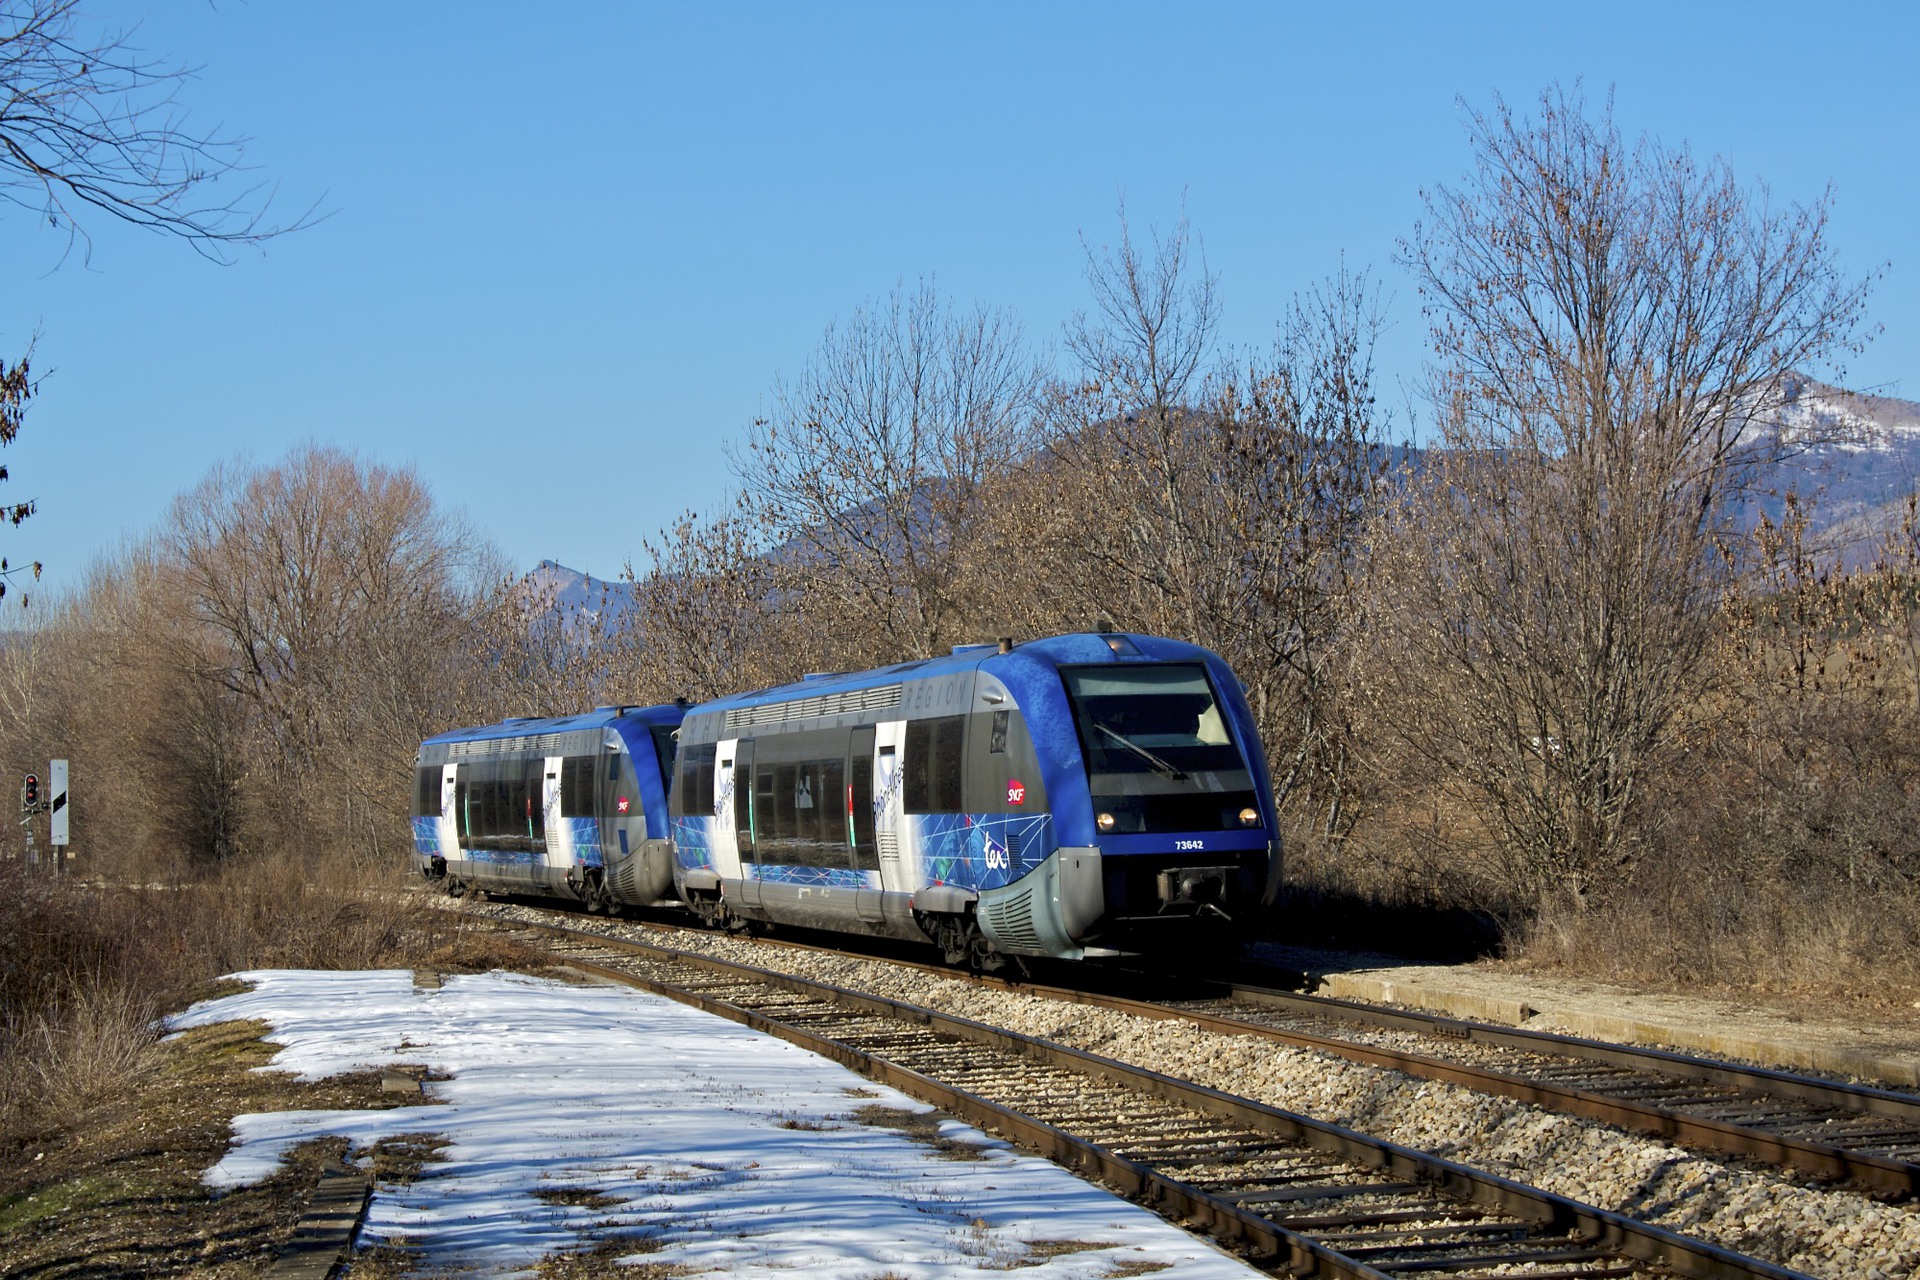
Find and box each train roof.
[422,702,686,747]
[686,632,1234,718]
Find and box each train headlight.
[1238,807,1260,827]
[1096,811,1117,833]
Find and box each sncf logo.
[617,797,630,814]
[1006,781,1025,805]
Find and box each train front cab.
[971,634,1282,961]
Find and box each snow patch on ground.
[167,969,1260,1278]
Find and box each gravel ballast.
[471,902,1920,1279]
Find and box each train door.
[707,737,744,881]
[732,739,761,908]
[873,720,909,893]
[541,755,570,877]
[438,764,459,867]
[849,726,885,923]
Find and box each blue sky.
[6,2,1915,597]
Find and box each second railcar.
[669,633,1281,965]
[411,704,684,910]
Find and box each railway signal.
[21,773,37,813]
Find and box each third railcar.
[669,632,1280,965]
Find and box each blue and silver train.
[410,704,685,911]
[409,633,1281,964]
[668,633,1281,965]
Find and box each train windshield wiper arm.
[1093,722,1188,781]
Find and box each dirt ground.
[0,1005,428,1278]
[1256,943,1920,1085]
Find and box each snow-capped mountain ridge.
[1768,372,1920,454]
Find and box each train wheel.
[927,915,968,967]
[969,932,1008,974]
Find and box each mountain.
[1744,375,1920,561]
[518,559,637,625]
[516,378,1920,611]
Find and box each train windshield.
[1060,663,1259,834]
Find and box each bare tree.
[1207,271,1390,835]
[166,446,483,865]
[627,506,795,703]
[732,280,1047,662]
[1379,85,1872,909]
[1047,206,1221,641]
[456,564,645,725]
[1036,213,1390,837]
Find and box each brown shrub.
[0,852,525,1144]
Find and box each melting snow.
[167,969,1261,1278]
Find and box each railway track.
[1177,984,1920,1201]
[476,896,1920,1203]
[488,915,1815,1279]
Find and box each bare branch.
[0,0,318,261]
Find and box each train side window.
[414,766,439,816]
[815,756,846,856]
[747,731,856,867]
[510,766,524,836]
[499,761,516,839]
[561,756,594,817]
[470,760,493,840]
[904,715,965,814]
[675,743,716,818]
[989,710,1009,754]
[757,762,789,851]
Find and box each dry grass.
[1515,864,1920,1012]
[0,854,543,1149]
[0,1015,433,1278]
[531,1240,692,1280]
[849,1104,992,1161]
[0,852,547,1275]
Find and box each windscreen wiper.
[1093,722,1188,781]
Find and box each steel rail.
[506,919,1815,1280]
[1227,984,1920,1116]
